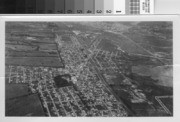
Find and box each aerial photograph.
[5,21,173,117]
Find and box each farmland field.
[5,84,29,99]
[6,50,58,57]
[100,32,152,56]
[160,97,173,114]
[6,57,63,67]
[5,94,45,116]
[132,65,173,87]
[5,22,64,68]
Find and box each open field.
[5,22,64,68]
[38,43,57,51]
[6,94,45,116]
[123,22,173,59]
[6,36,56,44]
[6,50,58,57]
[97,39,118,53]
[6,57,63,67]
[6,44,38,51]
[99,32,152,56]
[123,33,173,58]
[6,84,29,99]
[6,43,57,51]
[132,65,173,87]
[160,97,173,114]
[128,55,164,66]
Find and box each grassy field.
[123,33,173,58]
[97,39,118,53]
[160,97,173,114]
[6,43,57,51]
[128,55,164,66]
[6,84,29,99]
[6,50,58,57]
[101,32,152,56]
[5,22,64,67]
[38,43,57,51]
[6,94,45,116]
[132,65,173,87]
[6,36,56,44]
[123,22,173,59]
[6,57,63,67]
[6,44,38,51]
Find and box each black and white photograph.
[5,20,173,117]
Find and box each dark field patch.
[160,97,173,114]
[128,54,164,66]
[143,36,172,47]
[6,84,29,99]
[62,35,72,42]
[97,39,118,52]
[54,75,71,88]
[5,94,45,116]
[123,33,172,47]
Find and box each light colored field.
[132,65,173,87]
